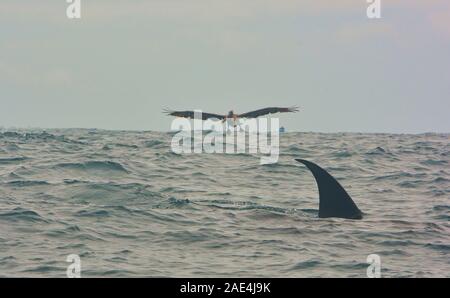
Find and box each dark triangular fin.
[295,159,363,220]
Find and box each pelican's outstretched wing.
[238,106,299,118]
[163,109,225,120]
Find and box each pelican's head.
[227,110,234,117]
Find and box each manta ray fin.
[295,159,363,220]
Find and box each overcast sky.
[1,0,449,133]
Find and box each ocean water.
[0,129,449,278]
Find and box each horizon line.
[1,126,449,135]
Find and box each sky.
[1,0,449,133]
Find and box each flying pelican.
[163,107,299,127]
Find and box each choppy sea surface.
[0,129,449,277]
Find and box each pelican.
[164,106,299,127]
